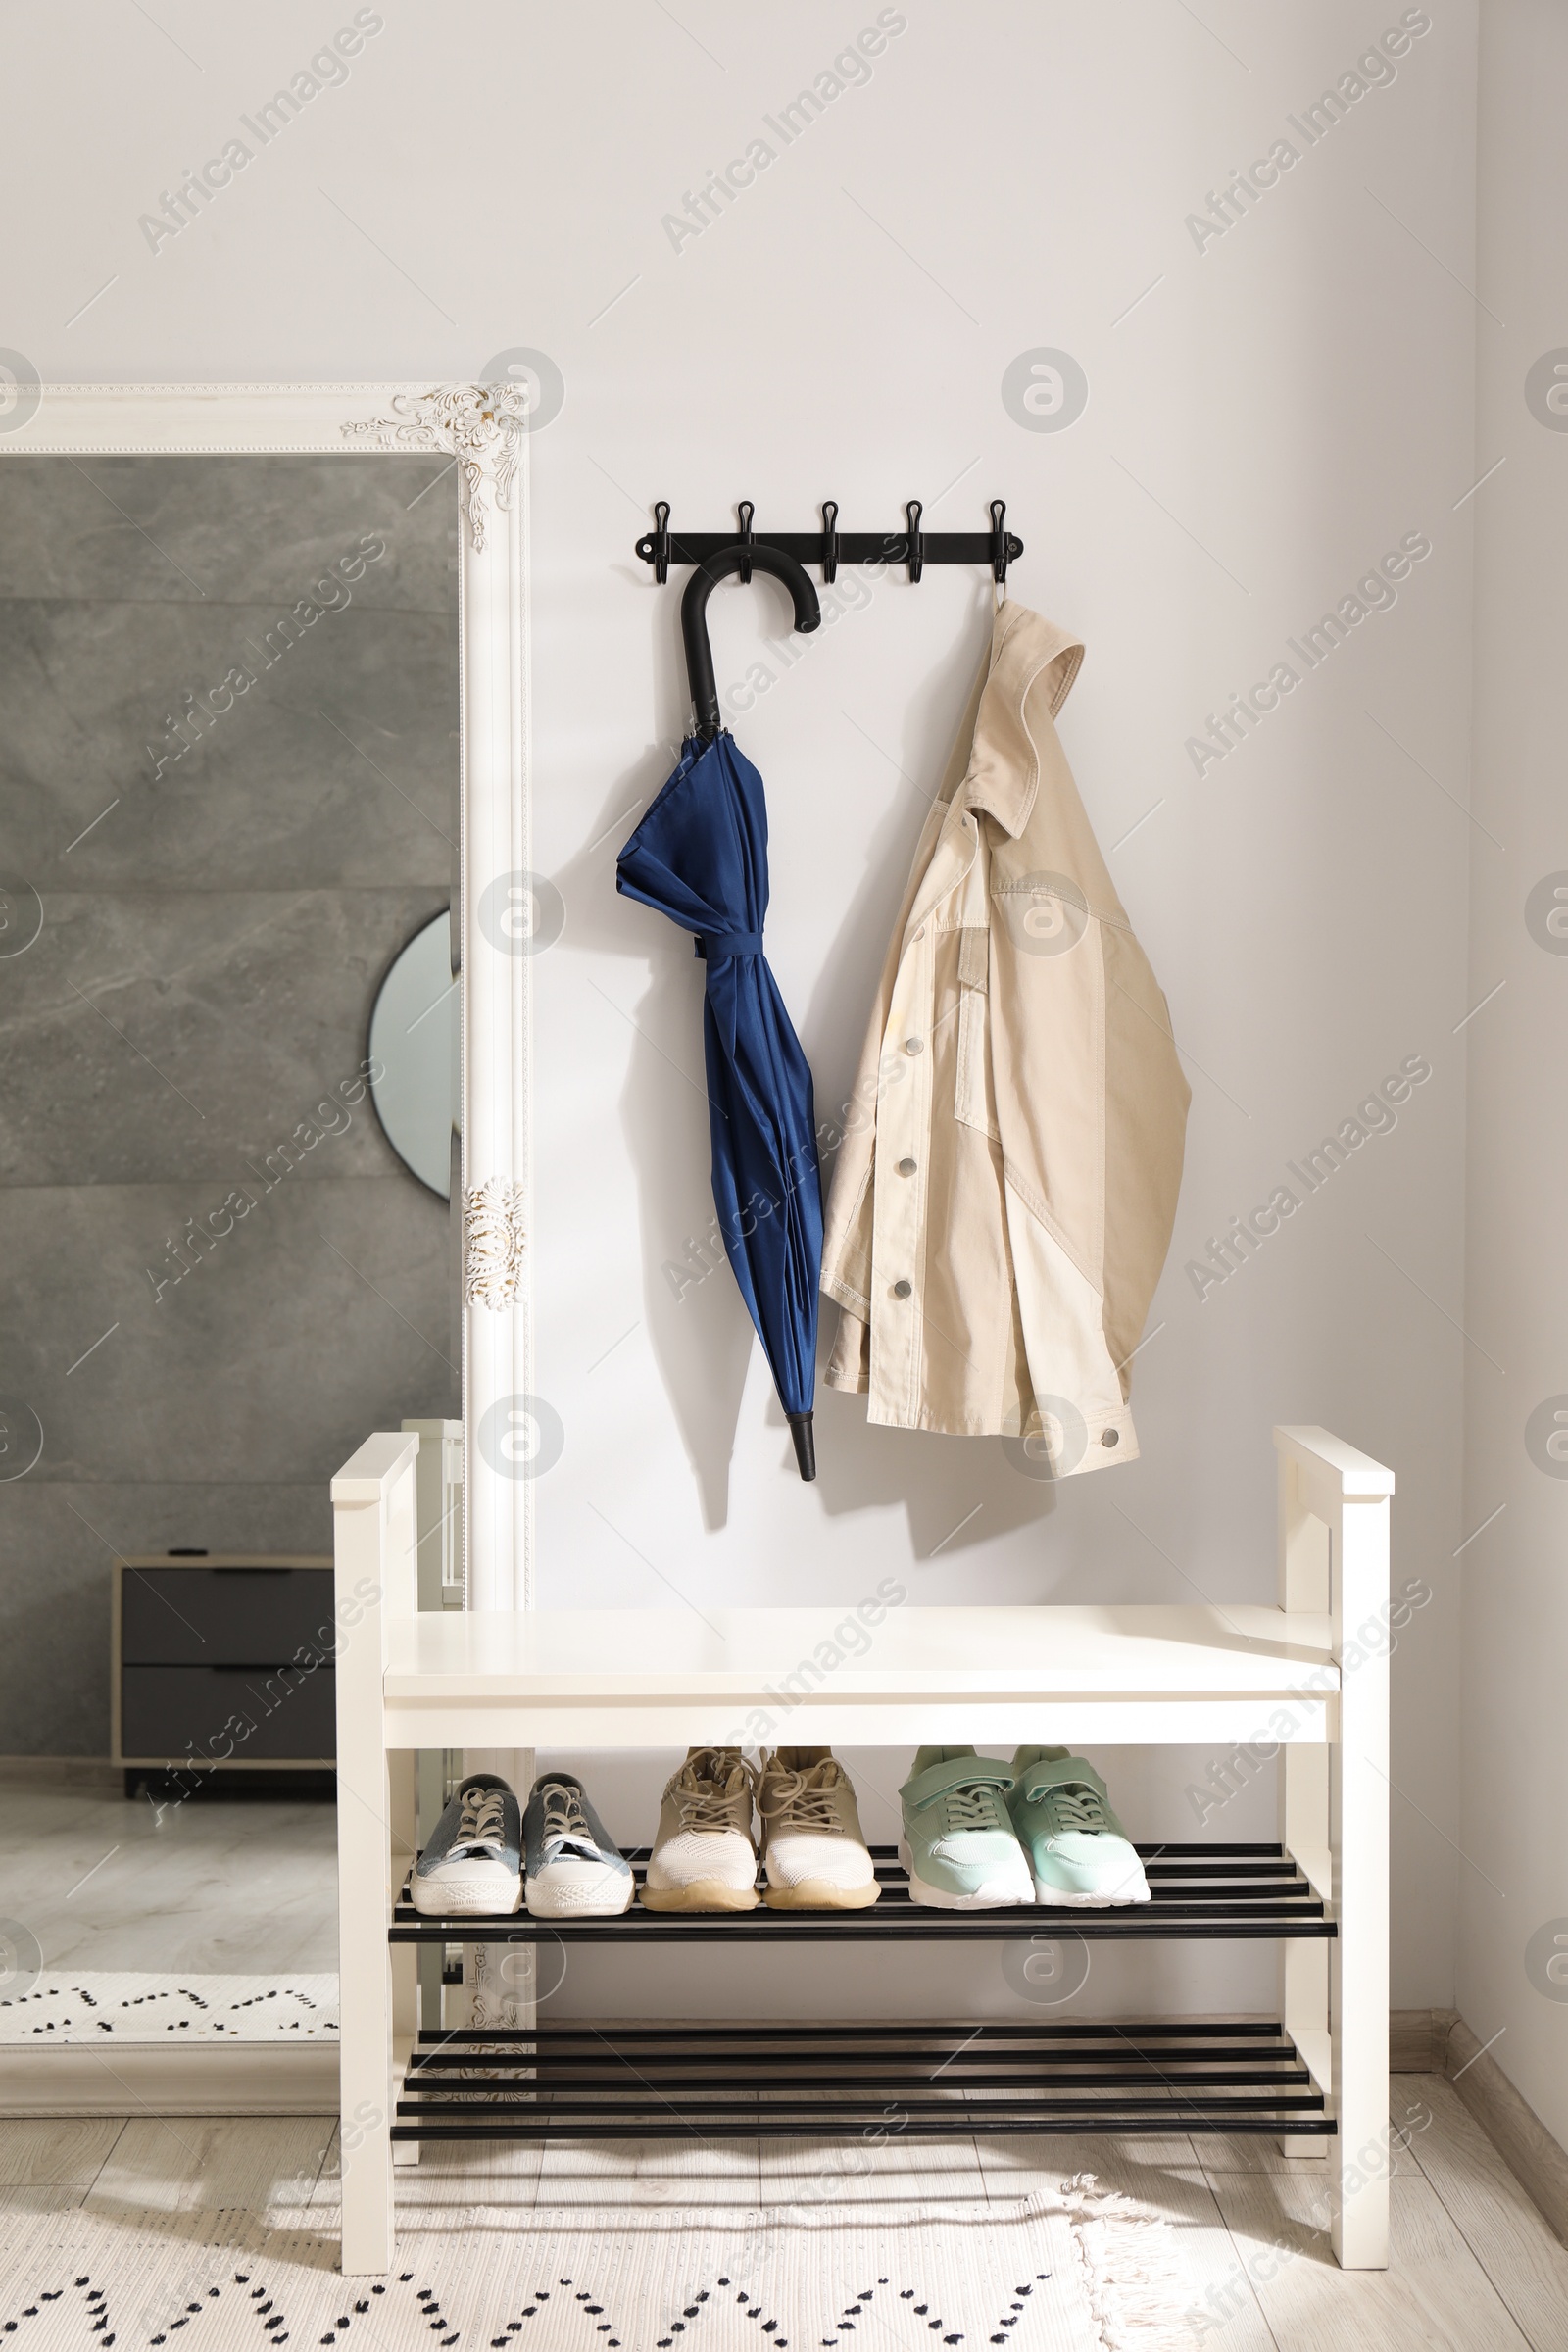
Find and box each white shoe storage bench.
[332,1422,1392,2275]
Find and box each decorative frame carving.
[341,383,530,554]
[463,1177,526,1308]
[1,386,532,1611]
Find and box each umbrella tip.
[788,1412,816,1482]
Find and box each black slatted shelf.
[390,1847,1335,2143]
[390,1841,1334,1942]
[391,2021,1333,2141]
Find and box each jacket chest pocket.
[954,923,1001,1141]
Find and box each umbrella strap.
[695,931,763,960]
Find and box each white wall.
[11,0,1479,2019]
[1462,0,1568,2146]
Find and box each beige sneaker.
[641,1746,760,1911]
[757,1748,881,1910]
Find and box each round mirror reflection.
[368,909,458,1199]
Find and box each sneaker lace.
[540,1782,592,1851]
[939,1780,1009,1834]
[456,1785,509,1853]
[760,1761,842,1834]
[675,1749,754,1831]
[1045,1783,1110,1834]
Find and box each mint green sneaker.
[1007,1747,1150,1907]
[899,1747,1033,1909]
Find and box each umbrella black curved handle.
[682,541,822,742]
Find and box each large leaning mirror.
[0,446,460,2066]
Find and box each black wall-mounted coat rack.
[636,498,1023,588]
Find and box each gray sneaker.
[411,1772,521,1916]
[523,1772,634,1918]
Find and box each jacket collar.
[960,604,1085,840]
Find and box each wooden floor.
[0,1772,336,1974]
[2,2077,1566,2348]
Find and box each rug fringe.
[1058,2172,1196,2350]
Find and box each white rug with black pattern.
[0,2186,1193,2349]
[0,1977,338,2042]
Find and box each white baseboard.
[1446,2016,1568,2248]
[1391,2005,1459,2073]
[0,2042,338,2116]
[1392,2004,1568,2247]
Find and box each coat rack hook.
[905,499,924,585]
[989,497,1009,588]
[634,500,1025,577]
[682,542,821,742]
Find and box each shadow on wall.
[556,571,1053,1553]
[802,1386,1056,1555]
[555,728,755,1530]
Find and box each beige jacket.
[819,603,1190,1475]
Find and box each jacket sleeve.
[986,748,1189,1425]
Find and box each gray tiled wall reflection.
[0,454,461,1754]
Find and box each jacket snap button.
[1101,1429,1119,1447]
[904,1038,923,1056]
[893,1279,913,1298]
[897,1156,917,1176]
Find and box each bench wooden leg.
[1330,1493,1391,2267]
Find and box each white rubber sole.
[409,1875,521,1918]
[899,1839,1033,1910]
[1030,1874,1152,1908]
[638,1877,760,1913]
[525,1870,635,1920]
[763,1876,881,1911]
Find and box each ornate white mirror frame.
[1,384,533,1610]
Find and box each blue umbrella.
[617,544,824,1480]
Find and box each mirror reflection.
[0,452,459,2045]
[368,908,458,1200]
